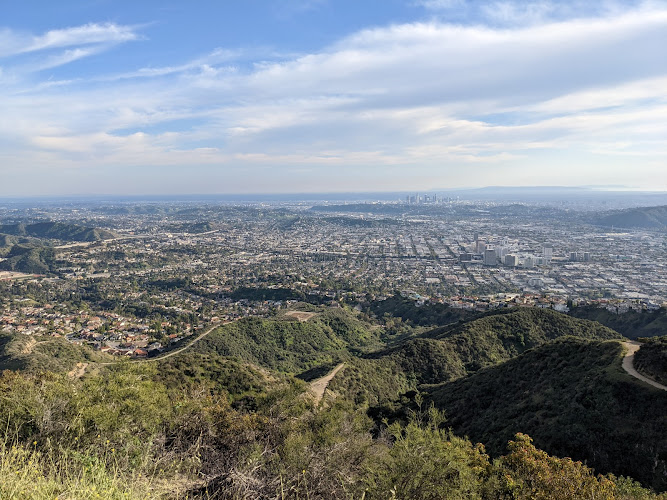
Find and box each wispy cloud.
[21,22,140,54]
[414,0,658,26]
[0,23,140,58]
[0,23,142,75]
[1,4,666,194]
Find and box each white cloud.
[22,23,140,53]
[413,0,465,9]
[1,5,666,193]
[0,23,141,76]
[0,23,140,58]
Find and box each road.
[99,321,229,366]
[621,341,667,391]
[141,321,227,362]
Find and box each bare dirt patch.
[285,311,318,322]
[67,362,88,379]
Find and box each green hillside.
[0,333,109,373]
[0,233,19,247]
[425,338,667,492]
[0,244,56,274]
[634,336,667,385]
[422,306,620,368]
[1,359,661,499]
[0,307,666,497]
[155,351,278,399]
[329,308,621,405]
[596,205,667,230]
[193,308,380,373]
[0,221,116,242]
[570,305,667,339]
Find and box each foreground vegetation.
[0,306,665,498]
[0,363,663,499]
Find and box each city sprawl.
[1,199,665,358]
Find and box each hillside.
[0,244,56,274]
[0,308,666,497]
[0,221,115,242]
[192,309,380,374]
[0,333,109,373]
[634,336,667,385]
[596,205,667,230]
[1,357,661,499]
[369,293,478,327]
[329,308,621,405]
[155,351,279,399]
[0,233,20,247]
[425,338,667,492]
[570,305,667,339]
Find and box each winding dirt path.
[309,363,345,403]
[621,341,667,391]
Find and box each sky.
[1,0,666,196]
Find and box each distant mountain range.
[0,221,115,242]
[596,205,667,230]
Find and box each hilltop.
[192,308,381,374]
[596,205,667,230]
[0,221,116,242]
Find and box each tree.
[489,433,616,500]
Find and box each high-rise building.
[483,246,497,266]
[505,254,519,267]
[570,252,579,262]
[583,252,591,262]
[543,244,553,262]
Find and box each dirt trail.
[20,338,37,354]
[621,341,667,391]
[309,363,345,403]
[67,362,88,379]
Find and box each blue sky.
[1,0,666,195]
